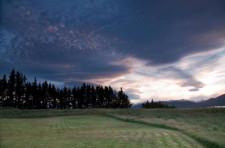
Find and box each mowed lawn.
[0,115,203,148]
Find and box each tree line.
[142,99,175,109]
[0,69,132,109]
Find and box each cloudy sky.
[1,0,225,103]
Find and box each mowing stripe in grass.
[1,115,206,148]
[106,114,223,148]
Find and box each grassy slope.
[1,115,203,148]
[106,108,225,147]
[0,108,225,148]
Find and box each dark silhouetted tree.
[8,69,16,107]
[0,69,132,109]
[0,74,7,107]
[142,99,175,108]
[15,71,24,108]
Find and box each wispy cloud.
[101,47,225,103]
[1,0,225,103]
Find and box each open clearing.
[0,108,225,148]
[0,115,203,148]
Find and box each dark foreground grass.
[0,108,225,148]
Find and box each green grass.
[1,115,203,148]
[0,108,225,148]
[106,108,225,148]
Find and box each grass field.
[0,108,225,148]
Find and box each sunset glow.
[1,0,225,104]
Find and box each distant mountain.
[133,94,225,108]
[196,94,225,108]
[161,100,196,108]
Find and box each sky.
[1,0,225,104]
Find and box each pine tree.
[104,86,109,107]
[142,99,174,108]
[118,87,132,108]
[1,69,132,109]
[8,69,16,107]
[0,75,7,107]
[91,85,96,108]
[25,82,32,108]
[37,83,42,109]
[77,87,83,109]
[122,94,132,108]
[72,86,77,108]
[62,87,68,109]
[86,85,91,108]
[67,88,72,109]
[98,86,104,107]
[42,81,49,109]
[118,87,123,108]
[108,86,114,108]
[31,78,38,108]
[51,84,57,109]
[80,83,88,108]
[15,71,23,108]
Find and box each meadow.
[0,108,225,148]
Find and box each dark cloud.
[0,0,129,83]
[135,66,205,91]
[189,88,199,92]
[97,0,225,65]
[110,79,136,85]
[128,93,141,100]
[159,67,205,91]
[1,0,225,86]
[125,88,141,100]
